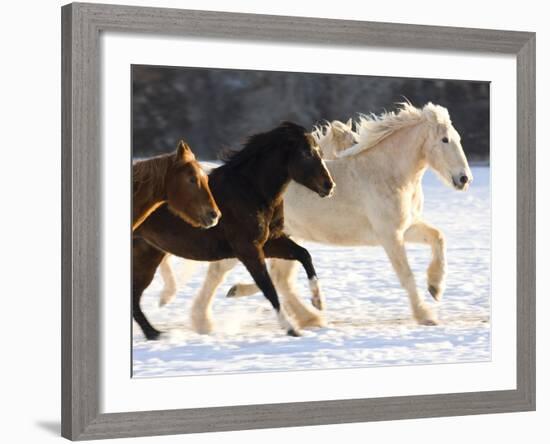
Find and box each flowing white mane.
[337,102,452,158]
[310,120,357,159]
[310,121,332,145]
[311,120,354,144]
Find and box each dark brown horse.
[133,122,335,339]
[132,140,221,231]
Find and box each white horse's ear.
[346,118,353,128]
[422,102,450,125]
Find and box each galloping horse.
[155,120,354,309]
[133,122,335,339]
[132,140,220,231]
[157,103,473,333]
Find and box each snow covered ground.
[133,166,491,378]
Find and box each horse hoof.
[158,291,176,307]
[226,285,237,298]
[287,328,301,337]
[428,285,442,301]
[145,330,162,340]
[311,298,325,311]
[192,320,214,335]
[421,319,439,326]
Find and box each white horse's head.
[422,103,473,191]
[312,119,357,159]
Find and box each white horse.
[159,103,473,334]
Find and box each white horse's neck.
[330,122,429,190]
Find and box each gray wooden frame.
[61,2,536,440]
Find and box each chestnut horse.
[133,122,335,339]
[132,140,220,231]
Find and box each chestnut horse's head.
[284,123,335,198]
[166,141,221,228]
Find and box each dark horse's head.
[292,122,336,197]
[166,141,221,228]
[221,122,335,198]
[280,122,335,197]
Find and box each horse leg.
[404,221,447,302]
[236,246,299,336]
[379,234,439,325]
[190,259,239,334]
[132,238,166,340]
[226,258,325,328]
[158,255,177,307]
[263,236,326,311]
[267,258,326,328]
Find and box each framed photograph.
[61,2,535,440]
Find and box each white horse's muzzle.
[452,172,473,190]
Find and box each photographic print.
[131,65,490,378]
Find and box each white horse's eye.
[442,137,449,143]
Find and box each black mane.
[220,121,307,169]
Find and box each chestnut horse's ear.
[176,140,195,162]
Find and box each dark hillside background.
[132,65,489,162]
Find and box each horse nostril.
[323,180,333,191]
[459,175,469,185]
[208,210,219,220]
